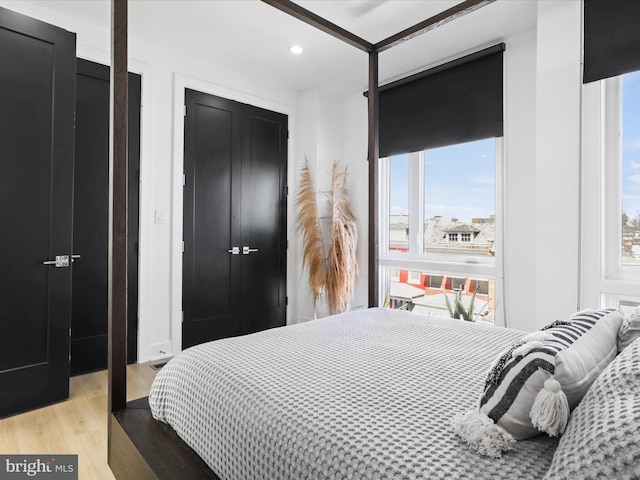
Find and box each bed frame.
[106,1,495,478]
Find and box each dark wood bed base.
[109,398,219,479]
[107,1,495,478]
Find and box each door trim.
[170,73,295,355]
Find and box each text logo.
[0,456,77,480]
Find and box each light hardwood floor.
[0,362,161,479]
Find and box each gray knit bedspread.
[149,308,558,480]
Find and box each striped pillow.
[479,308,623,440]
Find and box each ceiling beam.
[374,0,496,53]
[260,0,375,53]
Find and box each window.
[619,299,640,315]
[428,275,443,289]
[474,279,489,295]
[387,269,494,321]
[423,139,496,255]
[390,269,400,282]
[388,154,410,253]
[582,70,640,309]
[380,138,501,324]
[408,271,421,285]
[621,72,640,269]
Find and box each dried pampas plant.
[296,159,327,303]
[326,162,358,315]
[296,159,358,316]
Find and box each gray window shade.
[378,44,504,158]
[583,0,640,83]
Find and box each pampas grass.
[296,159,358,315]
[296,159,327,303]
[326,162,358,315]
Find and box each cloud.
[630,160,640,170]
[466,174,495,185]
[428,185,458,194]
[623,140,640,151]
[472,187,495,194]
[629,174,640,185]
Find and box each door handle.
[242,246,258,255]
[71,254,81,262]
[42,255,70,267]
[227,247,240,255]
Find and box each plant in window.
[296,159,358,316]
[444,285,479,321]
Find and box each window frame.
[581,75,640,308]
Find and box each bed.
[149,308,559,479]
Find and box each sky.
[623,70,640,222]
[389,138,495,224]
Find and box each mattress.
[149,307,558,479]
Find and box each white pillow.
[618,306,640,352]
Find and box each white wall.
[292,88,369,323]
[533,0,582,328]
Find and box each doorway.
[71,58,141,375]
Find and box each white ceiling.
[20,0,538,95]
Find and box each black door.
[182,89,287,348]
[240,107,288,334]
[0,8,76,417]
[71,59,141,375]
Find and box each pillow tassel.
[530,378,570,436]
[453,410,515,458]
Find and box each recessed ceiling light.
[289,45,303,55]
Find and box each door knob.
[42,255,70,267]
[227,247,240,255]
[242,246,258,255]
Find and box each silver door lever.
[43,255,70,267]
[227,247,240,255]
[243,246,258,255]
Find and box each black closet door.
[71,59,141,375]
[0,8,75,417]
[240,105,288,334]
[182,90,287,349]
[183,89,242,348]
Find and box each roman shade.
[583,0,640,83]
[377,43,504,158]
